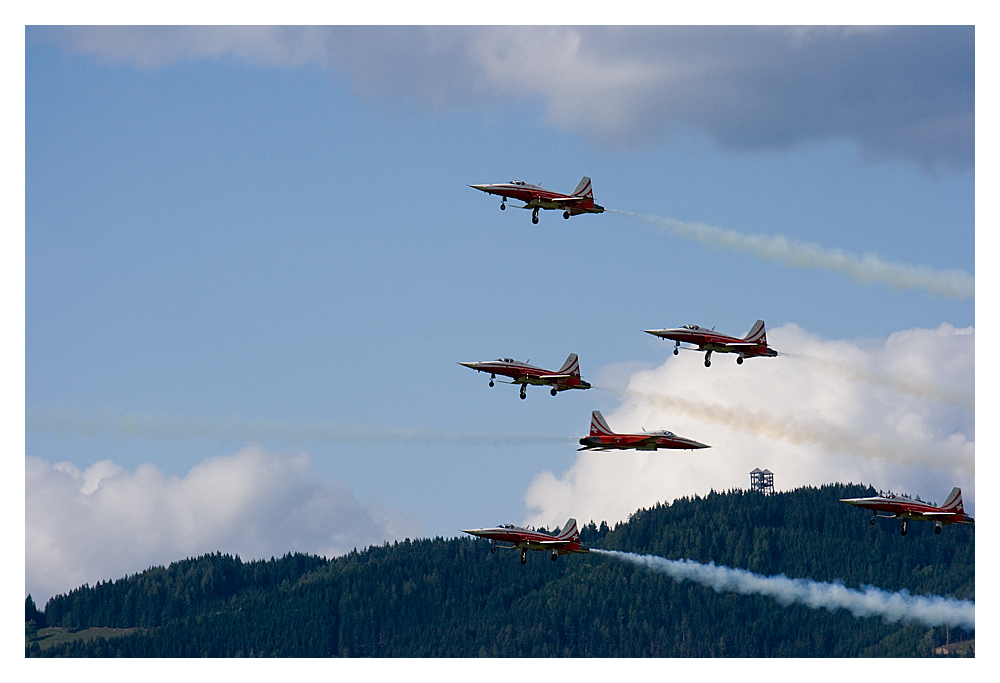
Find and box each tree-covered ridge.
[28,483,974,657]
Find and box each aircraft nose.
[458,362,479,369]
[644,329,665,337]
[469,184,490,192]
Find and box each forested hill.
[27,483,974,657]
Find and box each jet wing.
[912,511,958,517]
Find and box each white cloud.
[524,323,974,529]
[25,446,422,604]
[34,26,973,170]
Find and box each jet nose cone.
[644,329,665,337]
[469,184,490,192]
[458,361,481,370]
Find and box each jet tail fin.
[571,176,594,198]
[557,353,581,376]
[556,518,579,541]
[941,487,964,512]
[590,411,614,437]
[743,320,767,344]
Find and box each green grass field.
[30,626,137,652]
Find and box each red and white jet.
[578,410,710,451]
[470,177,605,224]
[458,353,591,399]
[841,487,975,536]
[645,320,779,367]
[462,518,589,564]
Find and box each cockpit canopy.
[496,358,516,363]
[508,180,527,186]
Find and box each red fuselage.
[578,410,709,451]
[470,178,604,221]
[841,493,973,525]
[645,321,778,367]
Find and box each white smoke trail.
[25,406,576,447]
[594,549,975,630]
[597,387,974,473]
[610,210,974,300]
[781,351,974,411]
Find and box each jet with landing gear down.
[841,487,975,536]
[458,353,591,399]
[469,177,605,224]
[578,410,710,451]
[644,320,778,367]
[461,518,588,564]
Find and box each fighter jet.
[462,518,589,564]
[841,487,975,536]
[578,410,710,451]
[458,353,591,399]
[645,320,779,367]
[470,177,605,224]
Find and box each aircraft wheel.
[520,391,526,400]
[704,359,711,367]
[935,525,942,534]
[900,521,907,537]
[870,515,876,525]
[563,211,570,219]
[736,357,744,365]
[489,380,494,387]
[521,550,527,565]
[490,546,496,554]
[500,203,506,211]
[673,349,679,356]
[551,551,558,562]
[550,388,557,396]
[532,215,539,225]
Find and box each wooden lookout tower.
[749,468,774,495]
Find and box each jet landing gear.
[490,541,497,554]
[551,551,558,562]
[870,512,877,525]
[563,211,570,220]
[520,384,527,400]
[500,200,506,211]
[489,373,495,388]
[935,522,943,534]
[736,356,744,365]
[704,350,713,367]
[900,520,908,536]
[673,341,680,356]
[520,549,527,565]
[550,388,558,396]
[531,208,539,225]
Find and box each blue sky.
[24,25,977,602]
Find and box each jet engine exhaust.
[608,210,973,300]
[779,351,974,410]
[594,549,975,630]
[595,386,974,474]
[26,406,577,448]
